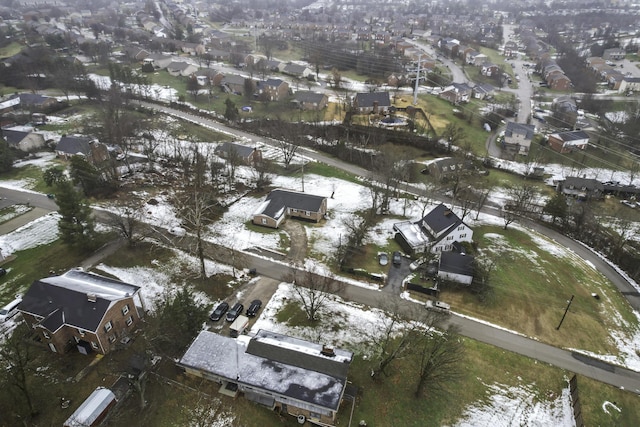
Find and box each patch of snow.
[0,213,60,256]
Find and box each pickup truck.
[425,300,451,314]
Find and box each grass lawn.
[0,41,22,59]
[437,224,638,353]
[1,162,57,193]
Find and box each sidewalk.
[0,207,49,235]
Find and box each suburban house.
[353,92,391,114]
[547,130,590,154]
[558,176,604,200]
[253,188,328,229]
[472,83,495,100]
[393,203,473,254]
[255,78,289,101]
[503,122,536,156]
[221,74,248,95]
[56,135,110,164]
[439,83,472,104]
[18,269,143,355]
[147,53,173,70]
[166,61,198,77]
[214,142,261,165]
[292,91,328,110]
[281,63,313,79]
[603,48,626,61]
[2,127,46,152]
[177,329,353,426]
[438,251,474,285]
[619,76,640,94]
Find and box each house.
[292,91,328,110]
[166,61,198,77]
[16,93,59,112]
[439,83,472,104]
[146,53,173,70]
[427,157,473,181]
[2,127,46,152]
[177,329,353,426]
[255,78,289,101]
[393,203,473,254]
[547,130,589,154]
[472,83,495,100]
[547,73,572,91]
[467,51,488,66]
[558,176,604,200]
[253,188,328,229]
[480,63,500,77]
[438,251,474,285]
[353,92,391,114]
[282,63,313,79]
[603,48,625,61]
[214,142,261,165]
[18,269,143,355]
[503,122,536,156]
[56,135,110,164]
[619,77,640,94]
[221,74,247,95]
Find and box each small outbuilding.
[63,387,117,427]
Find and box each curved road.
[130,101,640,393]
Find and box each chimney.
[87,293,97,303]
[321,345,335,357]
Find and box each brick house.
[255,78,290,101]
[547,130,589,154]
[18,269,143,355]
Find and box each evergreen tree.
[543,192,568,225]
[69,156,101,196]
[55,180,95,248]
[0,138,14,174]
[224,97,239,122]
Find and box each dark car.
[392,251,402,266]
[226,303,244,322]
[246,299,262,317]
[0,267,6,277]
[209,301,229,321]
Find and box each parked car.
[226,303,244,322]
[378,252,389,266]
[425,300,451,314]
[209,301,229,321]
[246,299,262,317]
[0,267,6,277]
[392,251,402,266]
[409,258,425,271]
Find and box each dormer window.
[122,305,129,316]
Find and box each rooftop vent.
[320,345,335,357]
[87,293,97,303]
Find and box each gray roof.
[57,135,92,156]
[552,130,589,142]
[354,92,391,108]
[420,203,462,235]
[256,189,326,219]
[563,176,603,191]
[505,122,535,140]
[215,142,255,158]
[221,74,246,86]
[294,91,326,104]
[439,252,474,276]
[2,129,29,146]
[178,330,352,411]
[19,269,140,333]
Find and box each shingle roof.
[505,122,536,140]
[552,130,589,142]
[2,129,29,146]
[439,251,474,276]
[354,92,391,108]
[421,203,462,234]
[215,142,255,158]
[256,189,326,220]
[57,135,92,156]
[19,269,140,333]
[294,91,326,103]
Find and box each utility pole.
[413,54,421,105]
[556,295,574,330]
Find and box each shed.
[64,387,117,427]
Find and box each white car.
[425,300,451,314]
[168,226,186,237]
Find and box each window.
[122,304,129,316]
[446,236,454,240]
[91,342,98,350]
[262,218,267,224]
[292,208,298,213]
[104,321,113,333]
[126,316,133,327]
[43,331,50,339]
[460,234,467,238]
[108,335,116,343]
[458,226,465,231]
[306,211,310,216]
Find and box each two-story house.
[255,78,289,101]
[503,122,536,156]
[393,203,473,254]
[18,269,143,355]
[547,130,589,154]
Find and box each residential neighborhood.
[1,0,640,426]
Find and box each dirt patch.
[281,220,307,262]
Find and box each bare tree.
[276,139,300,170]
[413,325,465,398]
[108,198,148,247]
[290,266,338,322]
[501,183,539,229]
[251,156,273,191]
